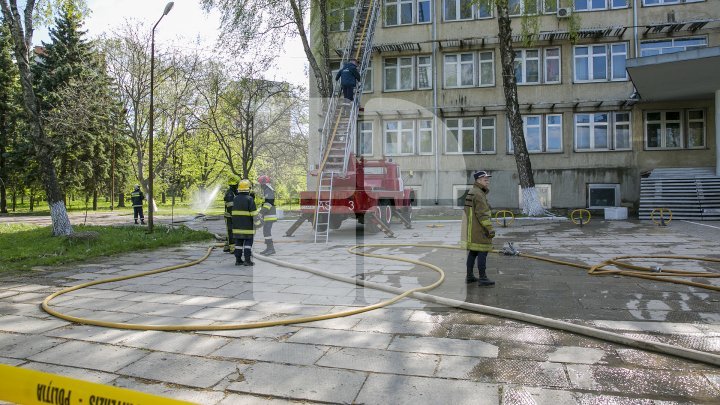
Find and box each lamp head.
[163,2,174,16]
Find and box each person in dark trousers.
[223,180,238,253]
[232,179,258,266]
[335,58,361,103]
[130,185,145,225]
[462,171,496,286]
[257,175,277,255]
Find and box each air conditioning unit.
[557,7,572,18]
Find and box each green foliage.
[0,223,214,272]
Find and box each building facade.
[309,0,720,213]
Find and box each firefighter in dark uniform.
[223,180,238,253]
[232,179,260,266]
[130,185,145,225]
[257,175,277,255]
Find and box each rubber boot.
[223,243,231,253]
[134,219,138,224]
[465,267,478,284]
[260,240,276,256]
[234,249,244,266]
[140,219,146,225]
[477,267,495,286]
[244,249,254,266]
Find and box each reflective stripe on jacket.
[232,192,257,239]
[259,184,277,221]
[461,184,494,252]
[130,191,144,207]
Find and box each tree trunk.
[0,143,6,213]
[0,1,73,234]
[92,190,98,211]
[496,3,545,216]
[161,192,166,204]
[29,192,33,211]
[117,192,125,208]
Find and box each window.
[417,0,432,23]
[643,0,702,5]
[385,0,413,26]
[544,0,558,13]
[479,117,496,153]
[329,1,355,31]
[508,114,563,153]
[640,37,707,57]
[544,48,561,83]
[453,185,472,209]
[478,51,494,86]
[574,0,629,10]
[515,49,540,84]
[575,112,631,151]
[588,184,620,208]
[418,119,434,154]
[509,0,539,16]
[444,0,474,21]
[362,60,373,93]
[477,1,492,18]
[444,53,474,88]
[445,118,475,153]
[385,120,415,155]
[383,57,414,91]
[645,110,705,150]
[519,184,552,209]
[574,43,628,82]
[417,55,432,90]
[358,122,373,156]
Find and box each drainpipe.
[432,0,440,204]
[716,90,720,176]
[633,0,639,57]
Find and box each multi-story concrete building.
[309,0,720,217]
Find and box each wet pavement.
[1,213,719,404]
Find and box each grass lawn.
[0,223,215,273]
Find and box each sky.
[34,0,308,86]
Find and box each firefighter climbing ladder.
[313,0,382,243]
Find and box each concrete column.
[716,89,720,176]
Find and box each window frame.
[384,119,416,156]
[358,121,374,156]
[478,50,495,87]
[642,0,703,6]
[385,0,415,27]
[362,60,373,93]
[329,1,356,32]
[443,0,474,22]
[509,0,540,16]
[508,114,563,153]
[574,112,632,152]
[417,55,433,90]
[444,117,476,154]
[640,36,708,57]
[417,0,432,24]
[588,184,620,209]
[574,42,628,83]
[418,119,434,155]
[443,52,475,88]
[644,109,706,150]
[383,56,415,92]
[544,47,561,84]
[514,48,541,85]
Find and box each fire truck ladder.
[314,172,334,244]
[312,0,381,243]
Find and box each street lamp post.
[148,1,174,233]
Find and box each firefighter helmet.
[134,184,140,190]
[238,179,252,192]
[257,175,271,185]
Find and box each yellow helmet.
[238,179,251,192]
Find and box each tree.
[0,18,22,214]
[475,0,546,215]
[201,0,338,99]
[0,0,79,235]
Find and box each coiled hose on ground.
[41,243,720,367]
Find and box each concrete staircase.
[639,167,720,220]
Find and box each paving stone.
[217,393,295,404]
[21,362,117,384]
[287,328,392,350]
[43,325,144,344]
[118,301,206,318]
[0,302,53,318]
[196,326,299,339]
[58,307,140,323]
[0,356,25,366]
[118,352,239,388]
[226,363,366,403]
[0,333,65,359]
[29,340,148,372]
[211,339,327,365]
[0,315,67,334]
[118,331,230,356]
[112,376,227,404]
[388,335,498,357]
[316,347,439,376]
[355,374,498,405]
[188,307,267,322]
[352,318,447,336]
[464,358,569,388]
[567,364,719,400]
[547,346,607,364]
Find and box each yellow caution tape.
[0,364,192,405]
